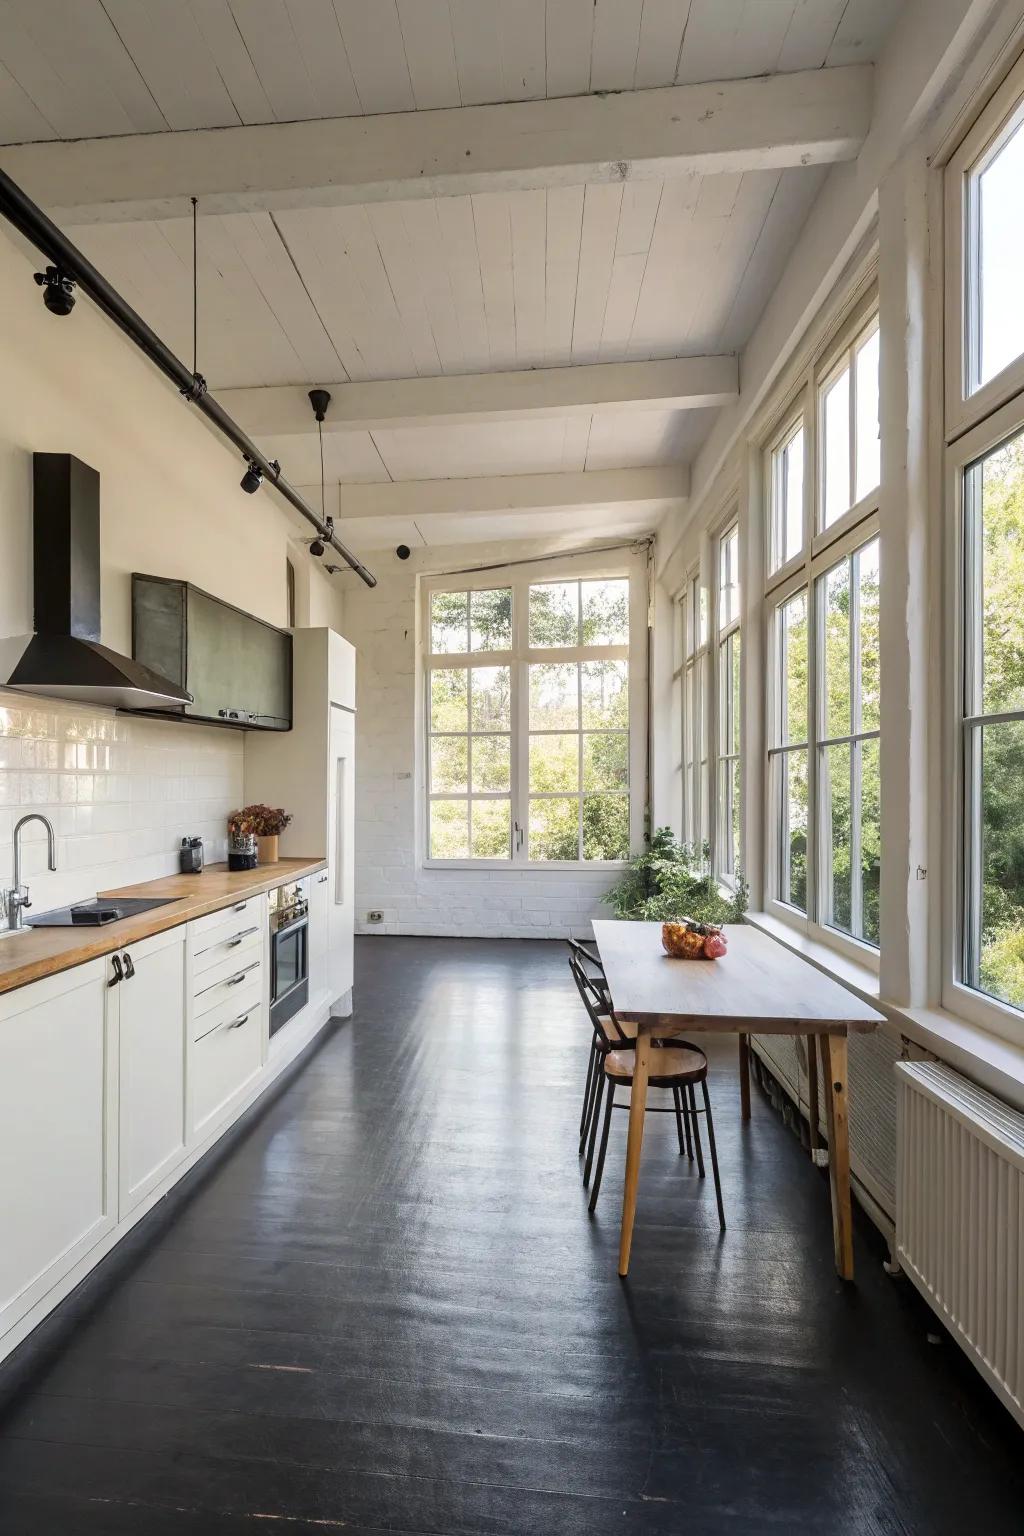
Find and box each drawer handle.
[318,874,328,883]
[233,902,248,912]
[225,926,258,947]
[227,971,248,986]
[228,1013,249,1030]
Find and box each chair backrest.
[567,947,631,1046]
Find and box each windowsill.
[745,909,1024,1113]
[421,861,627,874]
[744,910,880,1002]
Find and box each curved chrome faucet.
[4,813,57,930]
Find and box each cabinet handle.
[108,953,123,987]
[227,971,247,986]
[317,875,328,884]
[122,952,135,979]
[233,902,248,912]
[226,925,259,948]
[228,1013,249,1030]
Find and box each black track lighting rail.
[0,166,376,589]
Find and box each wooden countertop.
[0,858,326,997]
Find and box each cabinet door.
[308,867,330,1000]
[0,961,114,1343]
[118,927,187,1216]
[328,706,355,1006]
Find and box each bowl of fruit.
[661,919,728,961]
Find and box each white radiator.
[896,1060,1024,1428]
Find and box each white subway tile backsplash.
[0,689,242,910]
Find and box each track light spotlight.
[33,265,76,316]
[240,460,263,494]
[309,537,325,557]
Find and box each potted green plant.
[603,826,748,925]
[238,803,292,865]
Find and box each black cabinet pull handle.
[233,902,247,912]
[122,952,135,979]
[108,954,123,987]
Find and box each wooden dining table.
[591,921,886,1281]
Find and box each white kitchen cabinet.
[189,1003,263,1142]
[115,927,187,1218]
[245,627,356,1018]
[0,959,115,1342]
[308,865,330,1001]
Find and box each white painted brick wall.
[342,540,623,940]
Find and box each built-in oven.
[268,881,309,1036]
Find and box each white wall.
[341,539,641,940]
[0,215,347,905]
[0,689,241,909]
[0,221,343,655]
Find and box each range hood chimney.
[0,454,193,711]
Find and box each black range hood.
[0,454,193,711]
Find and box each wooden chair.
[587,1042,726,1229]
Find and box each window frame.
[765,400,810,587]
[419,552,647,872]
[712,517,742,887]
[944,392,1024,1039]
[677,563,708,849]
[945,60,1024,442]
[760,290,882,971]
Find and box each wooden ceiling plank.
[499,0,547,103]
[317,464,689,519]
[590,0,645,93]
[777,0,848,72]
[399,199,466,375]
[572,182,623,364]
[543,184,584,365]
[471,190,516,370]
[448,0,504,107]
[509,187,548,368]
[100,0,241,130]
[633,0,694,89]
[544,0,595,98]
[366,202,445,377]
[332,0,415,114]
[396,0,461,110]
[436,195,491,374]
[189,0,275,124]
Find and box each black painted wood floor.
[1,936,1021,1534]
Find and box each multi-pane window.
[765,296,881,954]
[425,570,635,866]
[958,425,1024,1013]
[679,567,709,849]
[819,318,880,530]
[818,538,881,944]
[716,527,741,881]
[768,417,805,574]
[947,63,1024,1027]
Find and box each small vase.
[257,834,279,865]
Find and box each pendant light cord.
[319,415,326,524]
[191,195,198,379]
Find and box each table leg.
[806,1034,820,1155]
[738,1032,751,1121]
[618,1030,651,1277]
[820,1031,853,1280]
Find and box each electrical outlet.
[367,910,383,924]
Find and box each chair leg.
[702,1078,726,1231]
[579,1039,598,1147]
[688,1082,705,1178]
[673,1085,686,1155]
[588,1082,615,1213]
[580,1038,604,1155]
[583,1070,605,1187]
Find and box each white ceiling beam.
[301,466,688,522]
[218,357,737,436]
[3,67,873,225]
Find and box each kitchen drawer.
[191,1003,262,1139]
[191,897,262,949]
[192,973,262,1043]
[193,925,262,982]
[193,957,262,1020]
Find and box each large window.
[678,566,708,848]
[424,565,640,866]
[947,65,1024,1029]
[764,295,881,957]
[715,525,741,882]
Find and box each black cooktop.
[26,896,182,927]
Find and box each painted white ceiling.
[0,0,903,549]
[0,0,900,144]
